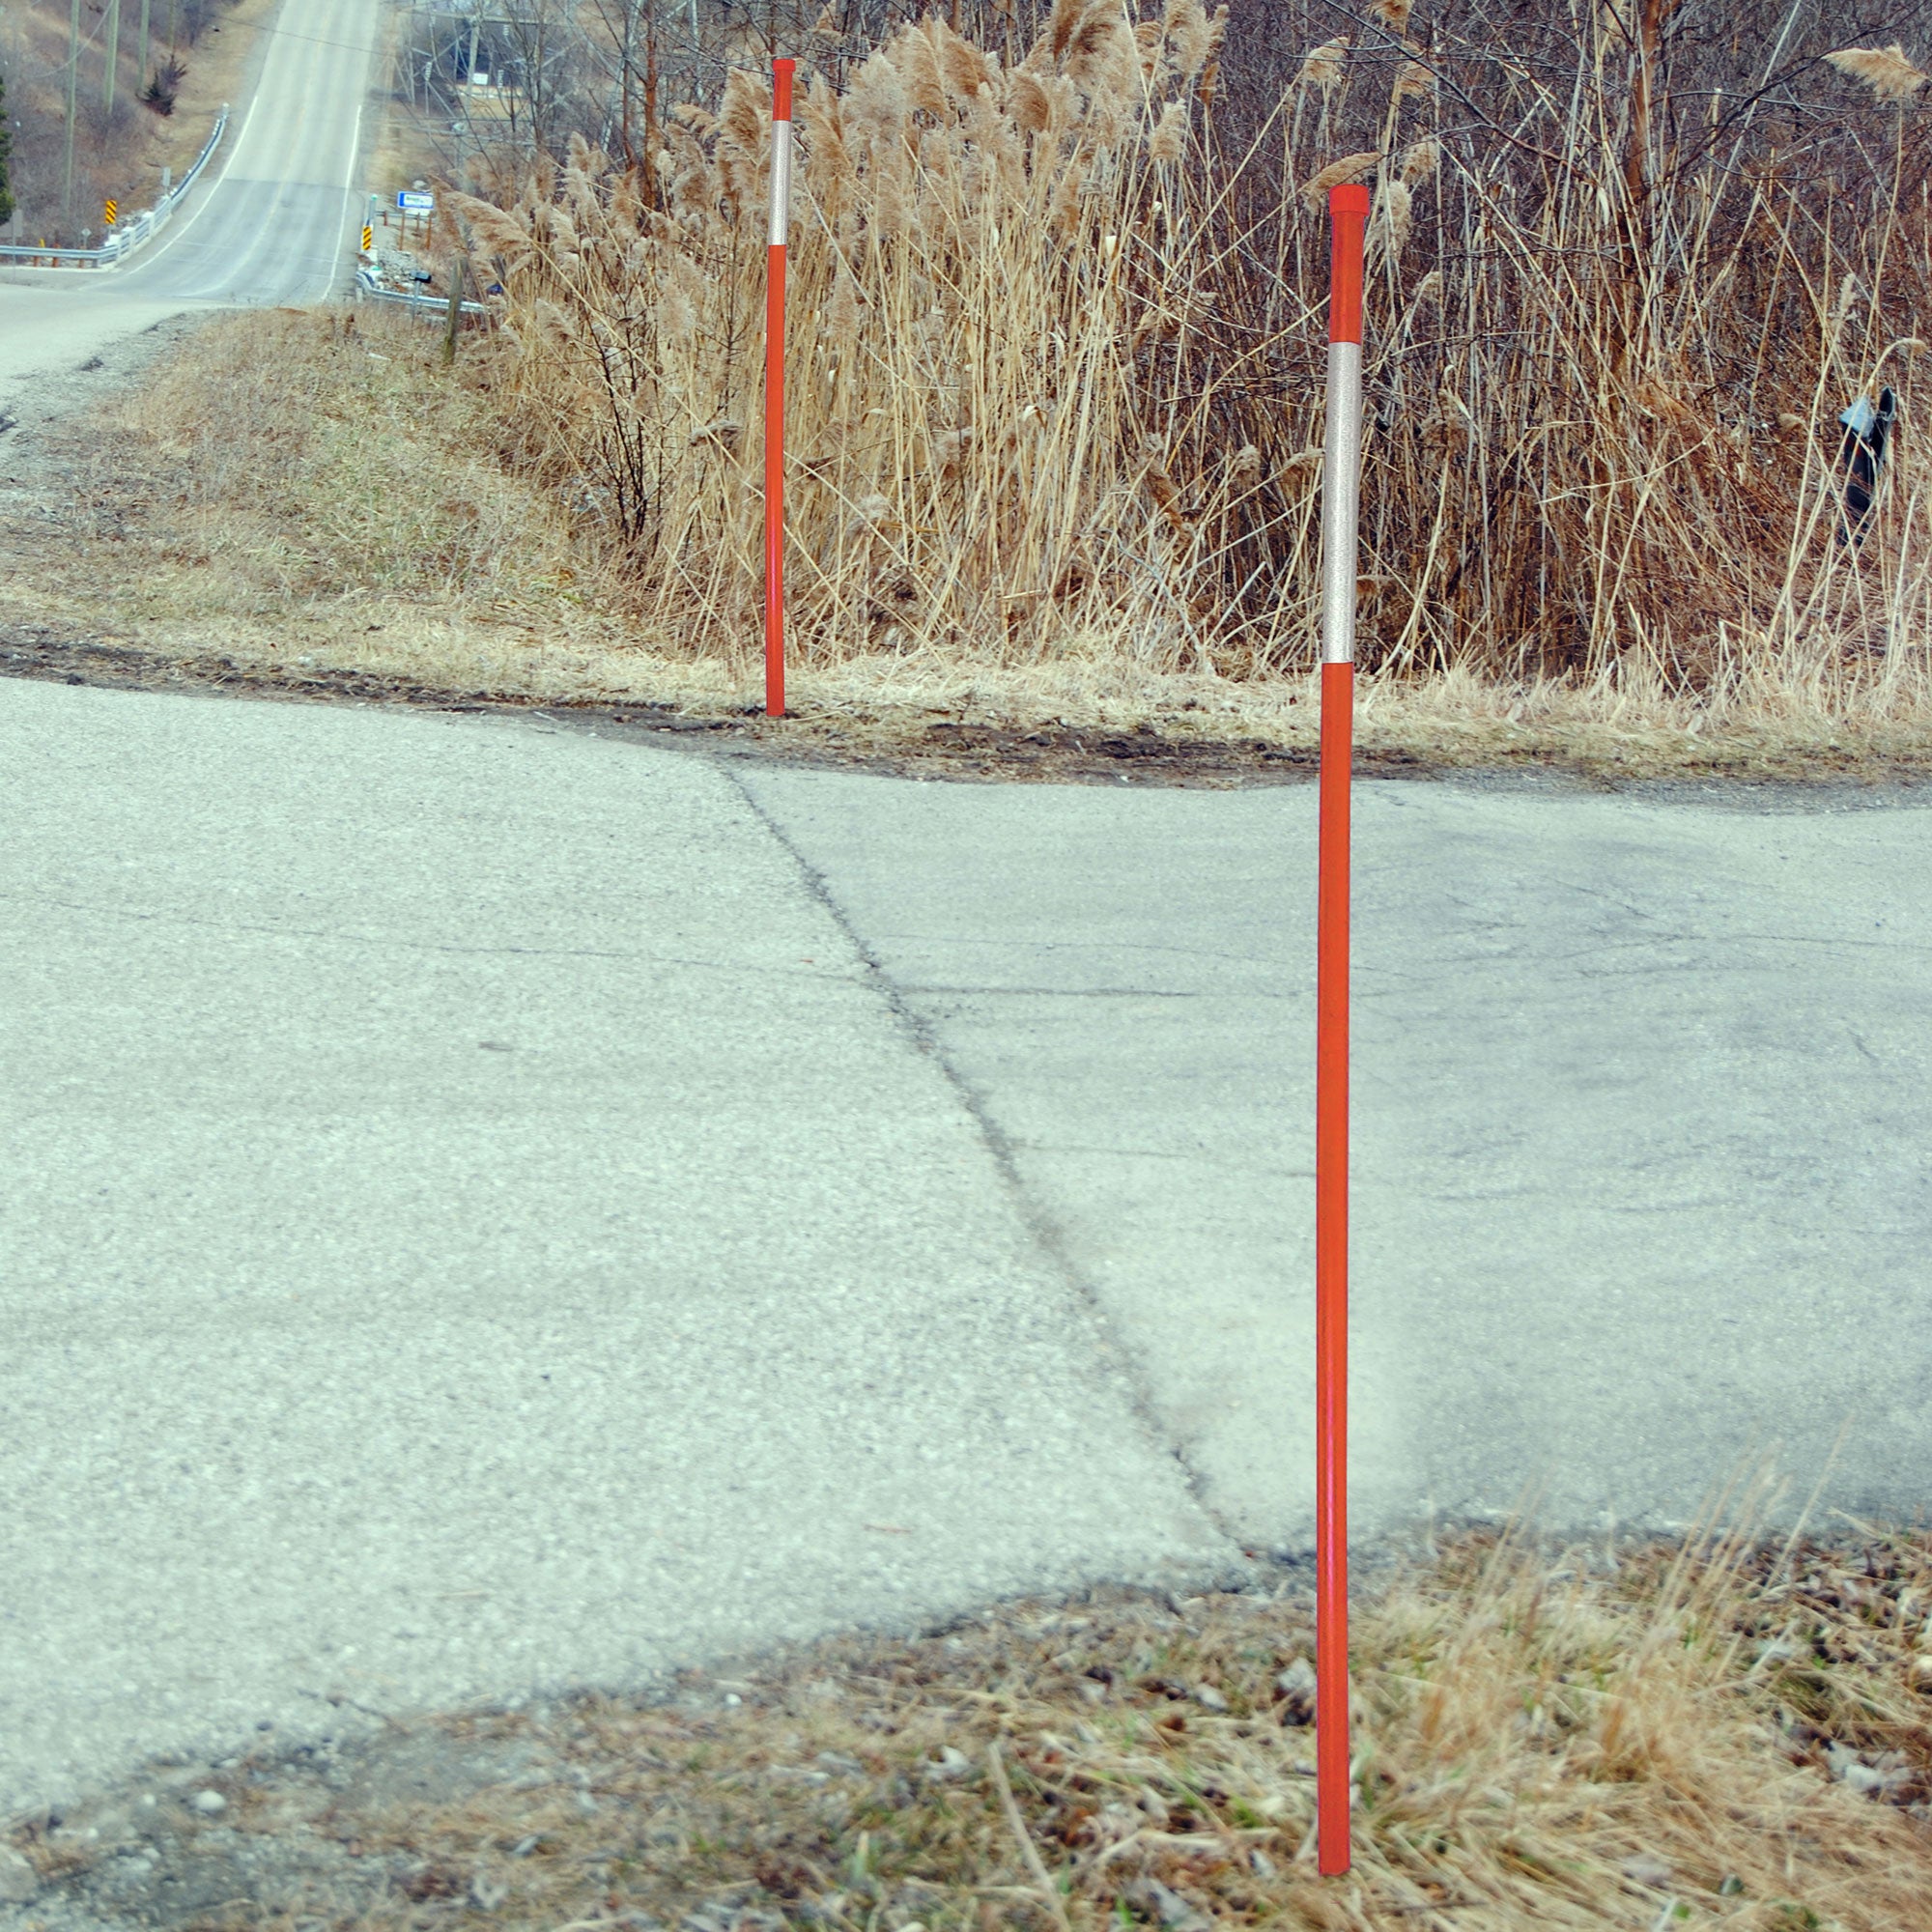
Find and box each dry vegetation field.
[8,0,1932,777]
[10,1508,1932,1929]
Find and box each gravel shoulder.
[5,621,1931,804]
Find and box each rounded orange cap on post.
[1327,184,1370,346]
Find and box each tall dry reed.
[447,1,1932,713]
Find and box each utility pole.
[533,14,546,156]
[103,0,121,114]
[64,0,79,222]
[466,12,481,188]
[138,0,152,86]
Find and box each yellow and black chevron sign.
[103,199,118,226]
[361,224,374,253]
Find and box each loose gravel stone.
[469,1870,509,1911]
[1274,1656,1317,1723]
[1620,1854,1673,1888]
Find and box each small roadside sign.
[397,190,435,213]
[361,224,375,252]
[103,199,118,225]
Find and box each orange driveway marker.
[1316,179,1369,1880]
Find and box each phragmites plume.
[716,68,769,156]
[1066,3,1138,97]
[1134,16,1166,79]
[1392,59,1435,104]
[899,21,950,120]
[1149,99,1190,162]
[802,75,855,210]
[1400,135,1440,182]
[1280,447,1324,496]
[447,190,532,270]
[1044,0,1089,63]
[1370,0,1413,30]
[1293,36,1349,95]
[1009,71,1053,134]
[1301,150,1383,205]
[1164,0,1213,79]
[1369,177,1414,259]
[937,21,995,102]
[824,262,867,338]
[1195,2,1229,104]
[1826,44,1930,103]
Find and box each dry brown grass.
[7,303,1928,784]
[12,1512,1932,1929]
[420,0,1932,737]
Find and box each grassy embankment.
[9,1503,1932,1929]
[6,0,1930,781]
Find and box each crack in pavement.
[717,761,1241,1548]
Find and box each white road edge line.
[327,102,368,302]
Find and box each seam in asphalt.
[718,760,1245,1553]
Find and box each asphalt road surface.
[0,680,1231,1827]
[0,0,381,400]
[738,762,1932,1546]
[5,678,1929,1830]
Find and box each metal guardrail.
[0,104,229,269]
[354,266,490,319]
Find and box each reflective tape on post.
[1316,179,1368,1883]
[764,58,795,722]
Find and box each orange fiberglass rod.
[764,58,795,721]
[1316,180,1368,1880]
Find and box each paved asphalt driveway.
[4,675,1928,1828]
[741,762,1932,1549]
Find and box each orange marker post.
[1316,180,1369,1881]
[764,58,796,721]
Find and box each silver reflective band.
[768,122,793,248]
[1320,340,1363,667]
